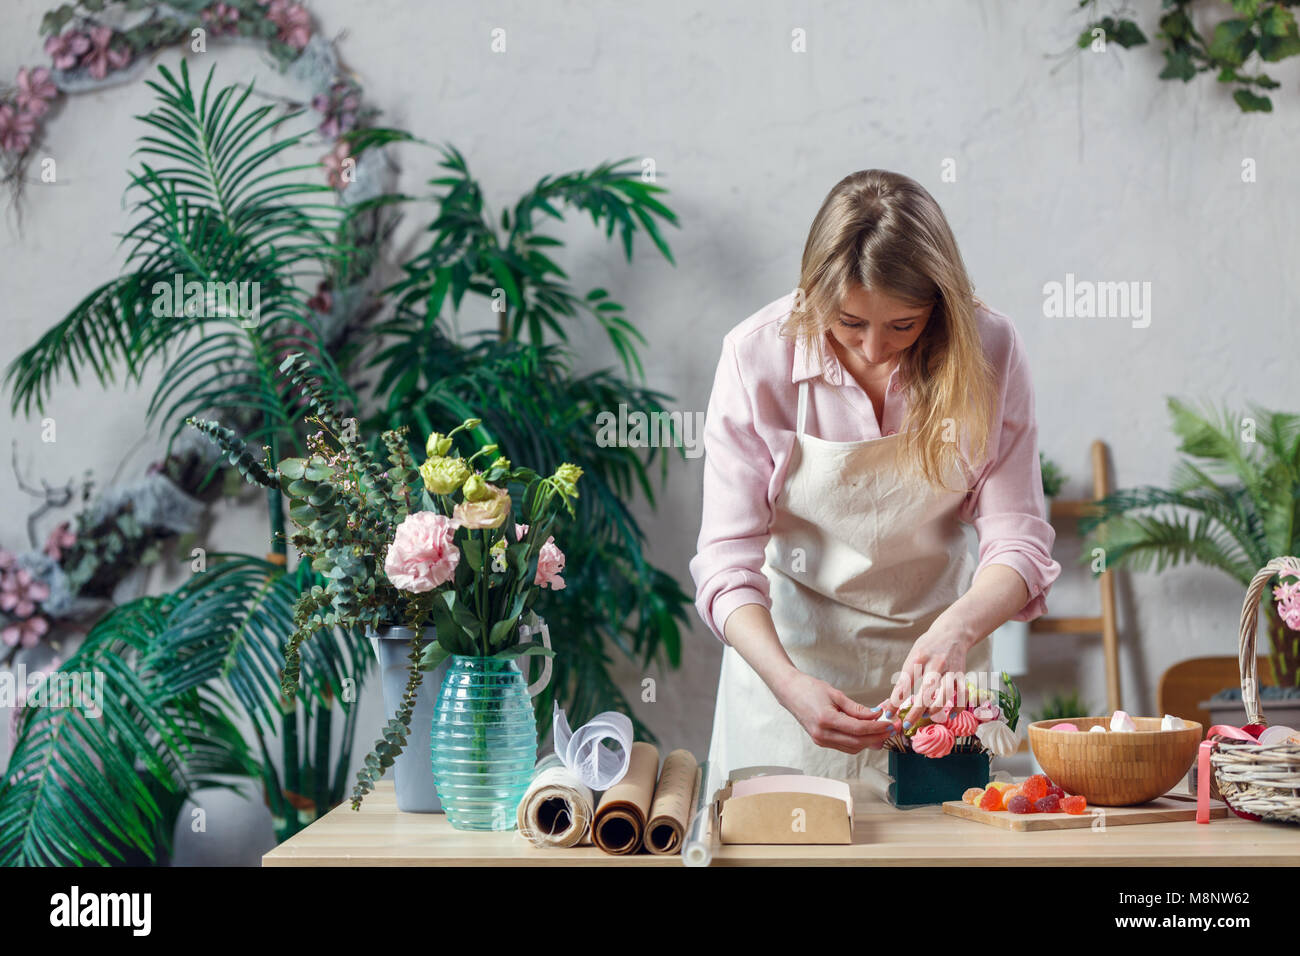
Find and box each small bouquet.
[190,352,582,807]
[884,671,1022,759]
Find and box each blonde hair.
[780,169,997,492]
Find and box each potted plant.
[191,353,579,828]
[886,673,1022,806]
[1039,451,1066,524]
[1079,399,1300,729]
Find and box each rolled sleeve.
[688,335,775,643]
[962,332,1062,622]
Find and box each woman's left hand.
[878,624,972,727]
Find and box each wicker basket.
[1206,555,1300,824]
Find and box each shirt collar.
[792,331,908,389]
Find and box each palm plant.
[369,142,690,739]
[1079,397,1300,687]
[1,60,371,861]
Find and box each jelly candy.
[1035,794,1061,813]
[1006,794,1032,814]
[1020,775,1049,802]
[1061,794,1087,815]
[962,787,984,805]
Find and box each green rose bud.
[552,462,584,498]
[491,456,511,472]
[425,432,453,458]
[420,456,470,495]
[463,473,501,502]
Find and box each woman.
[689,169,1062,794]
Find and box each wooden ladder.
[1028,439,1122,714]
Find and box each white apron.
[705,379,992,798]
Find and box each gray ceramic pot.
[369,626,451,813]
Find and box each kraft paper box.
[718,774,853,844]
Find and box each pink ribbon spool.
[1196,724,1259,823]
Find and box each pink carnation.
[384,511,462,593]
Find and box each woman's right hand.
[773,670,896,754]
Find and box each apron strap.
[796,380,809,438]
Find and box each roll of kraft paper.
[644,749,701,855]
[516,754,595,849]
[592,741,660,855]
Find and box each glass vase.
[430,655,538,830]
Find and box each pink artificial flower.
[1276,578,1300,630]
[44,521,77,561]
[16,67,57,116]
[314,82,359,138]
[0,104,37,153]
[384,511,462,593]
[322,140,353,190]
[262,0,312,50]
[44,30,91,70]
[2,613,49,649]
[200,2,241,35]
[83,26,132,81]
[1,568,50,617]
[306,280,333,313]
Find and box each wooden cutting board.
[942,792,1229,830]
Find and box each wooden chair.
[1157,656,1275,732]
[1029,439,1123,712]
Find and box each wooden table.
[263,780,1300,866]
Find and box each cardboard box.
[718,774,853,844]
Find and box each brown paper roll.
[645,748,700,855]
[592,741,659,854]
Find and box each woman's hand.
[774,670,895,754]
[881,623,973,728]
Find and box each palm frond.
[0,598,256,866]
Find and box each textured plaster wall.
[1,0,1297,863]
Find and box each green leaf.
[418,641,451,672]
[1208,19,1255,66]
[462,537,484,573]
[1233,88,1274,111]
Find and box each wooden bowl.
[1026,716,1203,806]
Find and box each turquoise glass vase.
[430,656,538,830]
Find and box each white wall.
[2,0,1296,863]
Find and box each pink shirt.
[689,292,1062,644]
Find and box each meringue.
[1257,725,1298,746]
[1089,725,1107,733]
[1110,710,1136,732]
[1052,722,1079,732]
[947,709,980,738]
[975,719,1019,757]
[911,722,955,758]
[972,702,1001,723]
[1160,714,1185,731]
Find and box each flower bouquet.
[884,672,1022,807]
[190,353,581,826]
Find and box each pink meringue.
[911,722,955,758]
[947,709,980,738]
[1052,722,1079,732]
[972,702,1001,722]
